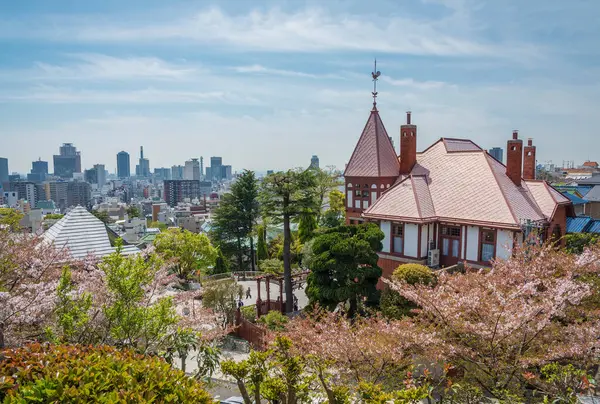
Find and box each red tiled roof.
[344,108,399,178]
[364,138,561,229]
[583,161,599,168]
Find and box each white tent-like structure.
[42,206,139,259]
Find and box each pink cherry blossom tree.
[386,243,600,399]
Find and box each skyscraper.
[184,158,201,181]
[135,146,150,177]
[310,155,320,169]
[117,151,130,179]
[171,165,184,180]
[94,164,106,187]
[163,180,201,207]
[9,181,38,207]
[489,147,504,163]
[53,143,81,178]
[27,159,48,183]
[209,157,222,181]
[0,157,8,186]
[67,181,92,208]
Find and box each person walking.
[246,287,252,299]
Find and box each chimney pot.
[512,130,518,140]
[406,111,412,125]
[527,138,533,146]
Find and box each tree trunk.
[254,385,262,404]
[348,296,358,319]
[237,236,245,281]
[250,235,256,272]
[283,213,293,313]
[180,354,187,374]
[237,380,252,404]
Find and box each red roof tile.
[344,109,399,178]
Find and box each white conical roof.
[43,206,139,259]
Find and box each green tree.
[154,228,217,282]
[212,247,230,275]
[306,223,383,318]
[91,209,111,224]
[380,264,434,320]
[298,209,318,243]
[260,169,318,312]
[257,224,269,261]
[148,220,167,231]
[565,232,599,254]
[43,213,64,220]
[311,167,343,223]
[201,279,243,329]
[0,207,23,231]
[320,189,346,228]
[258,310,289,331]
[54,267,92,342]
[99,240,179,353]
[126,205,141,219]
[259,258,284,275]
[211,170,259,276]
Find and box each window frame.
[478,227,497,264]
[391,222,405,255]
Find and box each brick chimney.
[400,111,417,174]
[523,138,536,180]
[506,130,523,186]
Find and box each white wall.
[420,225,428,258]
[466,226,480,262]
[404,223,419,258]
[496,230,514,260]
[381,221,391,253]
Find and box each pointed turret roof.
[344,108,400,178]
[42,206,139,259]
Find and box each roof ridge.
[483,153,520,226]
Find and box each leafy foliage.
[148,220,167,231]
[210,170,259,273]
[91,209,111,224]
[565,232,599,254]
[297,209,317,243]
[201,279,243,329]
[260,169,319,312]
[43,213,64,220]
[381,264,435,319]
[258,310,289,331]
[0,208,24,231]
[306,223,383,317]
[259,258,284,275]
[154,228,217,281]
[126,205,141,219]
[211,247,230,275]
[256,224,269,261]
[0,343,212,403]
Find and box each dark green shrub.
[380,264,434,319]
[0,343,212,403]
[241,304,257,323]
[258,310,289,331]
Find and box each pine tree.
[257,225,268,261]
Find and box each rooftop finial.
[371,58,381,110]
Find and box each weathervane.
[372,58,381,109]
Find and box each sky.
[0,0,599,175]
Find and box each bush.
[258,310,289,331]
[0,343,212,403]
[392,263,435,285]
[380,264,434,320]
[259,258,284,275]
[241,304,257,323]
[565,233,600,254]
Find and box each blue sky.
[0,0,598,174]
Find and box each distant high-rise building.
[310,155,320,169]
[9,181,38,207]
[117,151,131,179]
[171,165,184,180]
[184,158,201,181]
[200,157,204,178]
[94,164,106,187]
[163,180,200,207]
[266,170,274,176]
[135,146,150,177]
[67,181,92,208]
[489,147,504,163]
[27,159,48,183]
[53,143,82,178]
[46,181,69,211]
[221,165,232,181]
[209,157,223,181]
[0,157,9,186]
[84,168,97,184]
[154,168,171,181]
[205,167,212,181]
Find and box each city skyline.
[1,0,599,173]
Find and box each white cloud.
[381,76,450,90]
[232,64,344,79]
[0,7,537,59]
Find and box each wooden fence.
[234,309,268,351]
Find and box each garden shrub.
[241,304,257,323]
[258,310,289,331]
[391,263,435,285]
[381,264,435,320]
[0,343,212,403]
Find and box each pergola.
[255,270,309,317]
